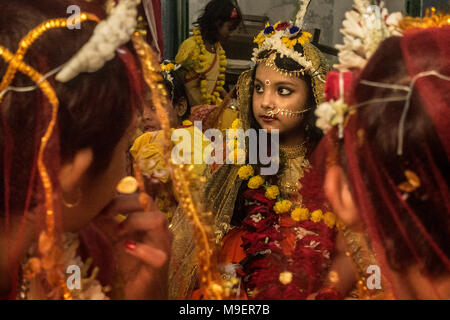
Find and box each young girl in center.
[170,19,338,299]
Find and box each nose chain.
[266,107,311,118]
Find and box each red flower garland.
[236,187,336,299]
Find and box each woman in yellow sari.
[175,0,241,107]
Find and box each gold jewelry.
[267,107,310,118]
[116,176,138,194]
[256,51,306,78]
[62,188,82,208]
[280,142,307,159]
[399,7,450,31]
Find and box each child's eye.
[278,88,292,96]
[254,84,263,94]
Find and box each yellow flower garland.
[291,207,310,222]
[160,62,175,72]
[274,200,292,214]
[193,29,227,105]
[238,165,254,180]
[231,118,336,228]
[310,209,324,223]
[248,175,265,189]
[265,185,280,200]
[238,164,336,228]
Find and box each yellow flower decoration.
[281,37,297,49]
[274,200,292,214]
[130,131,170,183]
[265,185,280,200]
[279,271,293,285]
[280,31,312,50]
[254,33,266,46]
[160,62,175,72]
[248,175,265,189]
[238,165,254,180]
[291,207,310,222]
[231,118,240,130]
[297,32,312,46]
[310,209,323,223]
[323,212,336,228]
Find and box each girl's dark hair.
[0,0,134,214]
[163,68,190,120]
[344,36,449,276]
[194,0,242,44]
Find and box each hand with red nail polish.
[90,193,172,300]
[124,240,137,250]
[105,194,172,300]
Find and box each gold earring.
[62,188,82,208]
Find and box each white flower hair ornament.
[317,0,403,137]
[56,0,141,83]
[315,72,352,138]
[315,99,350,137]
[334,0,403,72]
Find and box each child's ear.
[175,97,188,117]
[215,20,224,28]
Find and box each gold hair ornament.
[255,51,306,78]
[399,7,450,31]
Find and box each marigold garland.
[238,165,254,180]
[265,185,280,200]
[193,29,227,105]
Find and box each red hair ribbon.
[231,8,238,19]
